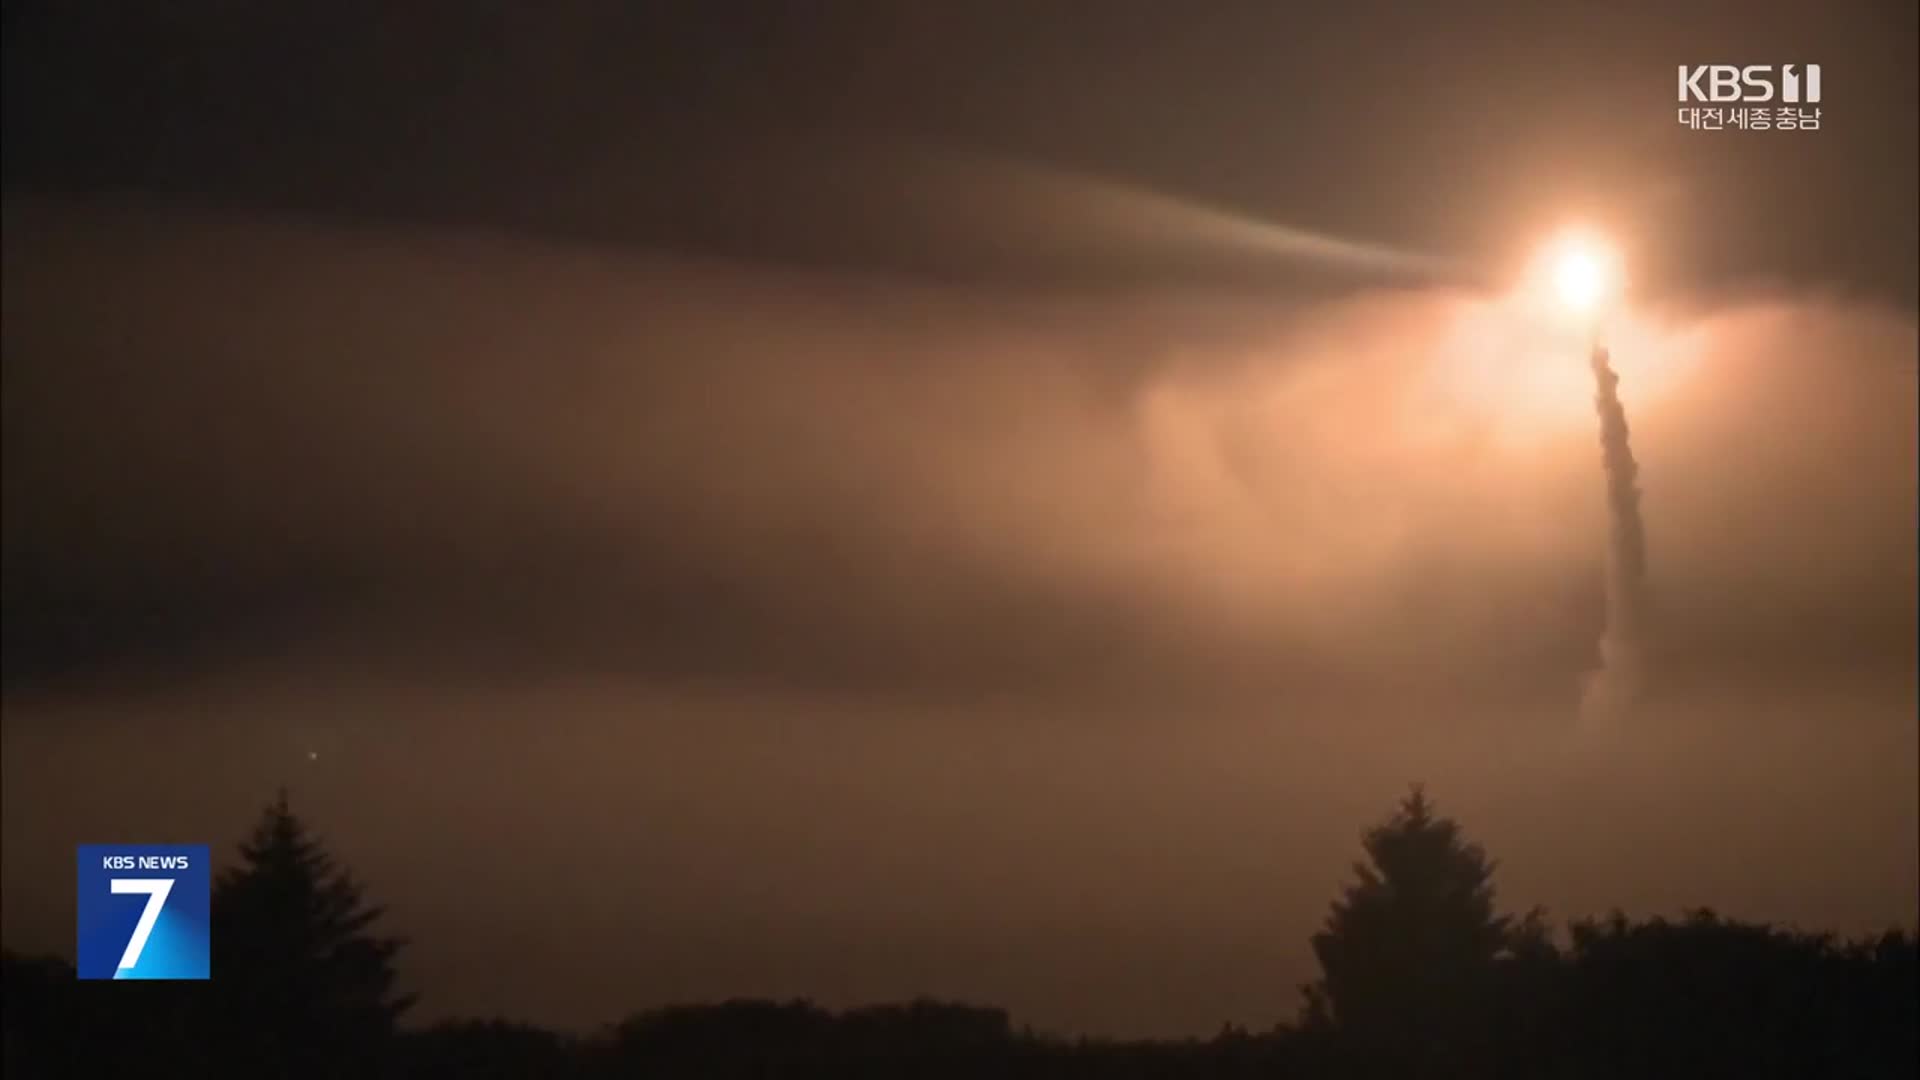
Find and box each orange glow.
[1554,247,1608,311]
[1396,226,1712,443]
[1422,290,1701,444]
[1525,227,1625,320]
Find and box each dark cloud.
[5,2,1915,300]
[4,200,1913,704]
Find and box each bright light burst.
[1537,228,1623,316]
[1554,248,1606,311]
[1420,228,1697,441]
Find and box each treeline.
[4,788,1914,1078]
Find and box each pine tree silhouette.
[1302,785,1525,1072]
[210,789,413,1078]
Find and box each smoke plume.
[1583,343,1650,720]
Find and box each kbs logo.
[1676,64,1823,132]
[76,845,211,980]
[1678,64,1821,103]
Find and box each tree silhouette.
[1562,910,1919,1078]
[209,790,413,1078]
[7,784,1914,1077]
[1302,785,1528,1072]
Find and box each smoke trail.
[997,163,1469,279]
[1582,343,1650,720]
[877,147,1481,286]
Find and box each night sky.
[4,1,1916,1037]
